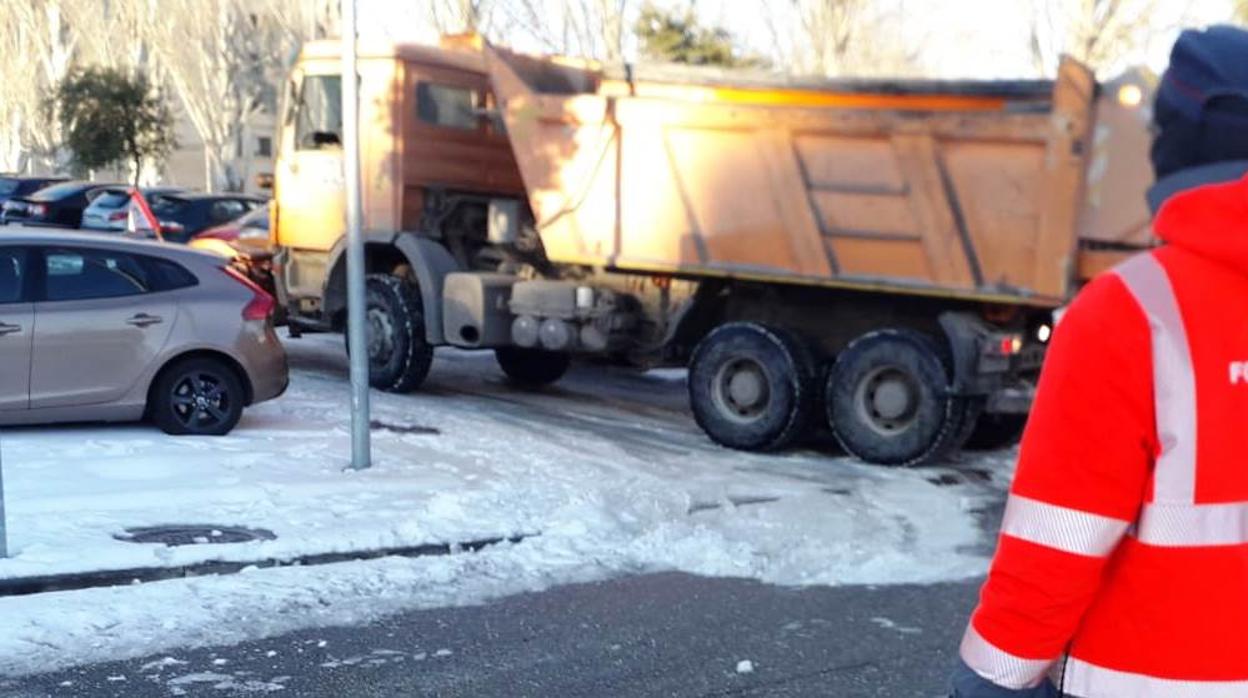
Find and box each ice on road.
[0,334,1012,675]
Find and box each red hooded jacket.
[960,174,1248,696]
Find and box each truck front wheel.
[826,329,967,466]
[495,347,570,388]
[688,322,815,452]
[354,274,434,393]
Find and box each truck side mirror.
[255,173,274,191]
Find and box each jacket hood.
[1154,172,1248,272]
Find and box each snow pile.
[0,335,1013,675]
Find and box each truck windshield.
[295,75,343,150]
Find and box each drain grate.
[114,525,277,547]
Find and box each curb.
[0,534,534,598]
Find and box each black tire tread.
[361,273,434,393]
[149,357,245,436]
[688,322,816,452]
[827,329,968,467]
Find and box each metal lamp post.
[342,0,371,470]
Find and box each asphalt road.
[3,571,979,698]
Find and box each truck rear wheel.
[495,347,571,387]
[688,322,815,452]
[355,274,434,393]
[826,329,967,466]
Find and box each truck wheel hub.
[859,367,918,432]
[367,308,395,361]
[714,358,770,422]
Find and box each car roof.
[0,227,225,265]
[26,181,123,200]
[157,192,265,203]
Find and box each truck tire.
[495,347,571,387]
[826,329,968,466]
[963,413,1027,451]
[354,274,434,393]
[688,322,815,452]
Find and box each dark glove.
[950,659,1060,697]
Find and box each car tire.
[688,322,815,452]
[495,347,571,387]
[963,412,1027,451]
[351,274,434,393]
[150,357,246,436]
[826,329,968,466]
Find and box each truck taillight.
[222,266,275,321]
[997,335,1024,356]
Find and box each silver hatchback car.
[0,229,287,435]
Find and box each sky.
[357,0,1236,79]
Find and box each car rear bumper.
[238,323,289,405]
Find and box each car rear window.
[91,190,131,208]
[28,182,88,201]
[150,196,188,213]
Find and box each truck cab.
[272,37,525,331]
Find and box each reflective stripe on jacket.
[959,173,1248,697]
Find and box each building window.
[416,83,479,130]
[256,136,273,158]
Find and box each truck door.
[274,69,346,298]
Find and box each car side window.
[43,248,151,302]
[0,248,26,304]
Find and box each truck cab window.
[295,75,343,150]
[417,83,478,130]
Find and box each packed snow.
[0,334,1014,675]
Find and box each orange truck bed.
[483,44,1155,308]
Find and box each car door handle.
[0,323,20,336]
[126,313,164,328]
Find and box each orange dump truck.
[269,36,1155,465]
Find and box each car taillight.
[222,266,275,321]
[29,203,47,217]
[108,211,127,221]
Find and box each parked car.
[0,176,69,207]
[149,193,266,243]
[189,204,279,313]
[80,186,185,232]
[1,180,121,228]
[191,203,271,252]
[0,229,288,435]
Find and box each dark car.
[150,193,266,243]
[1,180,120,228]
[0,176,70,208]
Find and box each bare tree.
[0,1,82,172]
[766,0,919,77]
[500,0,633,61]
[148,0,298,192]
[1029,0,1161,77]
[430,0,497,34]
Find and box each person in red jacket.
[953,25,1248,698]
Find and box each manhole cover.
[114,525,277,547]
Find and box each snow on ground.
[0,334,1015,676]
